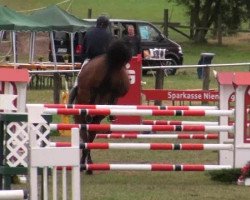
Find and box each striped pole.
[142,120,218,126]
[50,142,233,150]
[44,108,234,117]
[82,164,232,171]
[50,124,234,133]
[95,133,218,139]
[29,103,218,110]
[143,120,249,127]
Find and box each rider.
[82,15,113,60]
[68,15,113,104]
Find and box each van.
[49,19,183,75]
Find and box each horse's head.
[107,39,132,70]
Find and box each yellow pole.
[59,80,71,137]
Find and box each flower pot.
[245,178,250,186]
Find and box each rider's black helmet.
[96,16,110,28]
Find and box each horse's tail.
[68,86,78,104]
[107,39,132,70]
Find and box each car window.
[138,24,159,42]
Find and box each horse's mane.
[106,39,132,70]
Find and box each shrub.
[206,169,242,183]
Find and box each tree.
[169,0,250,43]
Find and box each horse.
[69,40,132,174]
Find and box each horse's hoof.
[85,170,93,175]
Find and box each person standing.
[69,15,112,104]
[123,25,141,56]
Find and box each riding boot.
[68,86,78,104]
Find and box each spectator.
[123,25,141,56]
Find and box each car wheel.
[162,59,177,76]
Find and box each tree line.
[169,0,250,43]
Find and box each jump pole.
[56,164,232,171]
[28,103,218,110]
[142,120,218,126]
[95,133,218,139]
[82,164,232,171]
[50,123,234,133]
[26,105,233,123]
[50,142,233,151]
[43,108,234,117]
[142,120,249,126]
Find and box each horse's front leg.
[85,116,104,174]
[74,115,92,173]
[84,131,96,175]
[79,128,89,166]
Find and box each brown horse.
[69,40,132,174]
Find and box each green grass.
[82,171,249,200]
[2,0,186,22]
[25,73,250,200]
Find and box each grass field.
[25,72,250,200]
[2,0,250,199]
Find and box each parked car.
[49,19,183,75]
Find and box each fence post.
[53,73,62,104]
[155,69,164,105]
[163,9,169,37]
[87,8,92,19]
[202,66,210,91]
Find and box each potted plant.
[237,161,250,185]
[38,56,44,62]
[63,54,69,63]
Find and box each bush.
[206,169,242,183]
